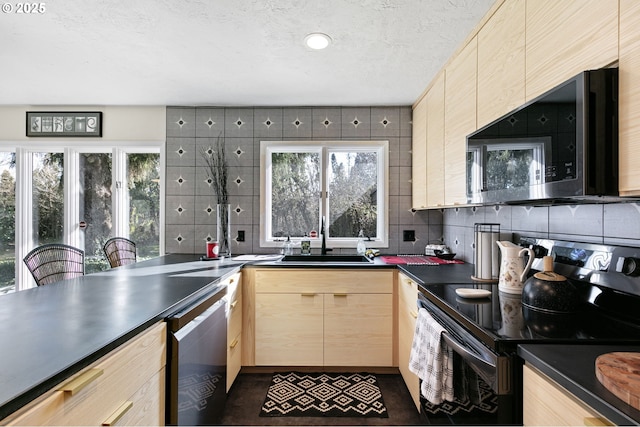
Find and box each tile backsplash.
[165,106,443,255]
[442,202,640,263]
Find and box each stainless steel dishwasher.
[166,286,227,425]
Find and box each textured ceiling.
[1,0,494,106]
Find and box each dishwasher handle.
[167,286,226,331]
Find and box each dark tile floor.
[221,373,423,426]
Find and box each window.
[261,141,388,249]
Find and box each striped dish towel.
[408,308,454,405]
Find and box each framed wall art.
[26,112,102,137]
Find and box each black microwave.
[466,68,618,205]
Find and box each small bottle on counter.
[301,233,311,255]
[283,236,293,255]
[357,230,366,255]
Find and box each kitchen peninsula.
[0,254,243,423]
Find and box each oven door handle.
[441,332,496,372]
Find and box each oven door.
[417,293,518,425]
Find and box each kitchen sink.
[280,254,372,263]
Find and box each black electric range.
[418,237,640,353]
[406,236,640,425]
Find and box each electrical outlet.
[237,230,245,242]
[403,230,415,242]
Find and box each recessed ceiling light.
[304,33,332,50]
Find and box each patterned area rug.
[260,372,389,417]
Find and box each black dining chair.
[103,237,137,268]
[23,243,85,286]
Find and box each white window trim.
[0,139,164,290]
[260,140,389,250]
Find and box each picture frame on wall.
[26,112,102,137]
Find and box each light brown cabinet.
[251,268,394,367]
[425,73,446,208]
[225,272,242,392]
[444,37,477,206]
[397,273,420,411]
[2,322,167,426]
[476,0,525,129]
[523,364,613,426]
[412,95,428,210]
[619,0,640,196]
[525,0,618,102]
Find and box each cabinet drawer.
[398,274,418,311]
[228,288,242,343]
[227,331,242,392]
[106,367,166,426]
[4,322,166,426]
[255,269,393,294]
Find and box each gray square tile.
[604,202,640,240]
[230,196,254,226]
[165,225,196,254]
[341,107,371,138]
[166,166,196,196]
[227,166,254,197]
[398,137,412,167]
[196,108,225,137]
[549,204,603,239]
[166,138,196,167]
[194,195,217,226]
[388,166,400,198]
[511,206,549,234]
[312,107,341,138]
[386,137,400,168]
[398,166,412,196]
[167,108,196,137]
[194,166,217,197]
[225,138,255,168]
[399,106,413,138]
[371,107,400,137]
[225,108,254,138]
[254,108,283,138]
[165,195,196,225]
[283,108,313,138]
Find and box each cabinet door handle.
[58,368,103,395]
[230,338,239,349]
[102,401,133,426]
[230,299,238,309]
[301,293,316,297]
[410,310,418,319]
[229,277,235,284]
[333,293,348,297]
[404,279,413,285]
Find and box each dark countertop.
[519,344,640,425]
[0,254,243,420]
[397,262,477,285]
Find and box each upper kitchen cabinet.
[477,0,525,129]
[426,73,445,208]
[619,0,640,196]
[411,95,428,210]
[444,37,477,206]
[525,0,618,101]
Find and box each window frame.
[260,140,389,249]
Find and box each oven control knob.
[621,257,640,276]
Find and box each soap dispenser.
[357,230,366,255]
[301,233,311,255]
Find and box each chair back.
[103,237,137,268]
[23,243,85,286]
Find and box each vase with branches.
[200,135,231,256]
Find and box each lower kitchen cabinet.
[1,321,166,426]
[398,273,420,411]
[251,268,394,367]
[224,272,242,392]
[523,364,613,426]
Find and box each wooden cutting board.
[595,352,640,411]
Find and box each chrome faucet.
[321,216,332,255]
